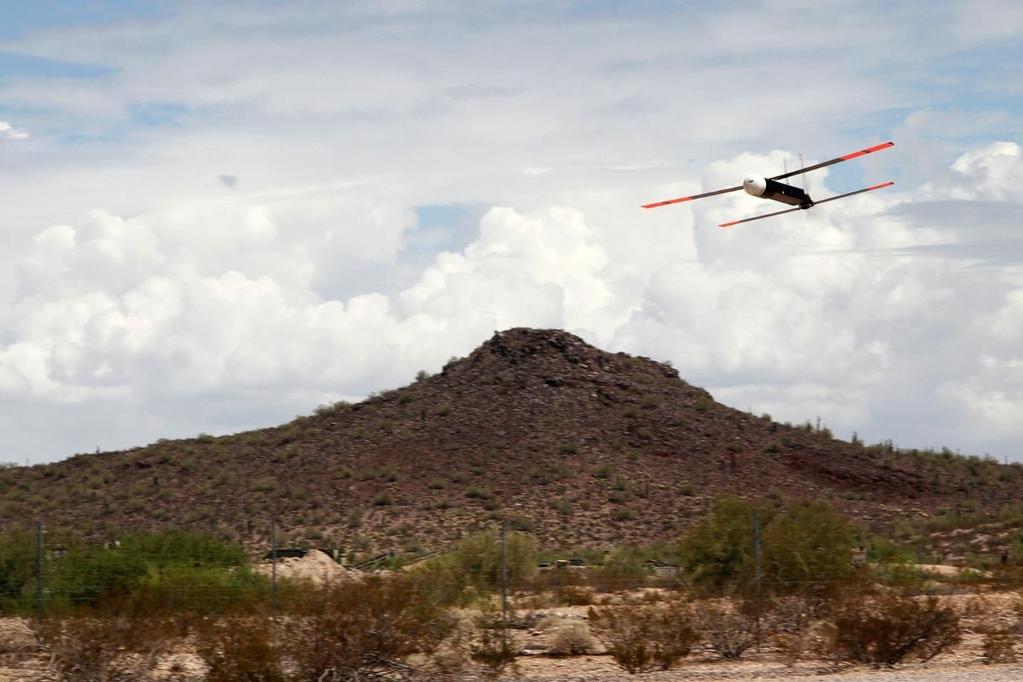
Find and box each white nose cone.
[743,176,767,197]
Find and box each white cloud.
[3,139,1021,463]
[0,3,1021,463]
[0,121,29,140]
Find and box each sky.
[1,0,1021,465]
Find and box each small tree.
[591,547,649,592]
[762,500,859,598]
[679,497,760,595]
[451,530,537,590]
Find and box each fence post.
[499,520,509,650]
[753,510,762,650]
[271,518,278,616]
[35,521,44,626]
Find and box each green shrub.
[451,531,537,590]
[591,547,648,592]
[761,500,859,598]
[45,531,253,613]
[680,496,860,599]
[0,529,35,612]
[679,497,759,595]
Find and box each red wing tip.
[867,180,895,191]
[718,221,738,228]
[642,196,694,209]
[840,141,895,161]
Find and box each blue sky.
[0,1,1021,464]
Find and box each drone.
[642,141,894,227]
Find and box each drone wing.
[770,141,893,181]
[641,184,742,209]
[718,181,894,228]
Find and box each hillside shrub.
[824,593,961,667]
[588,601,697,673]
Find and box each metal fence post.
[753,510,762,650]
[271,518,279,616]
[500,520,509,650]
[35,521,44,626]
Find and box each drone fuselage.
[743,177,814,209]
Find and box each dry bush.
[694,602,755,660]
[982,631,1018,664]
[774,632,806,667]
[824,593,961,667]
[556,585,595,606]
[640,589,666,604]
[588,600,697,673]
[195,616,285,682]
[469,628,517,677]
[281,575,456,681]
[41,615,174,681]
[757,595,816,633]
[547,621,595,656]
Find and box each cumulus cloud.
[2,140,1021,464]
[0,121,29,140]
[0,3,1021,463]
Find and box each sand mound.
[0,618,36,653]
[256,549,362,584]
[918,564,991,578]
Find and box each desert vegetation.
[2,496,1022,680]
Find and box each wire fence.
[5,516,1023,624]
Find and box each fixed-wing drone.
[642,141,894,227]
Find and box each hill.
[0,328,1019,556]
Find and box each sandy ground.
[3,650,1023,681]
[1,590,1019,681]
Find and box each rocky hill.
[0,328,1018,556]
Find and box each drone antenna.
[799,154,806,191]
